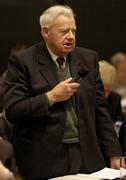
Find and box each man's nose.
[67,30,74,38]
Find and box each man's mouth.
[64,43,73,48]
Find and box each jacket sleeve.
[4,56,51,124]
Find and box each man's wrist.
[46,91,56,105]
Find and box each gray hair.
[99,60,117,86]
[39,5,75,30]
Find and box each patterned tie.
[56,57,65,72]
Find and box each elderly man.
[4,5,122,180]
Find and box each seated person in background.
[99,60,125,135]
[0,131,22,180]
[110,52,126,115]
[0,137,16,180]
[0,160,15,180]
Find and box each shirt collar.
[46,44,66,64]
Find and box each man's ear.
[42,27,48,39]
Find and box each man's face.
[43,15,76,56]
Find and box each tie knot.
[57,57,64,65]
[56,57,65,71]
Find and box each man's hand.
[46,77,80,105]
[110,156,126,169]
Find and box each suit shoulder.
[74,47,98,56]
[72,47,99,66]
[12,42,40,58]
[9,42,41,65]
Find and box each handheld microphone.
[70,69,88,83]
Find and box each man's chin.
[64,48,75,54]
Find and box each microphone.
[70,69,88,83]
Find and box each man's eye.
[61,30,68,33]
[60,29,76,34]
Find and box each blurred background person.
[110,52,126,115]
[99,60,125,136]
[110,52,126,98]
[0,160,15,180]
[0,137,17,180]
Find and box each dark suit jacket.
[107,91,124,123]
[119,119,126,156]
[4,42,122,179]
[0,78,5,112]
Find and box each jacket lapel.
[68,50,88,82]
[37,42,59,89]
[36,43,88,92]
[68,50,88,108]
